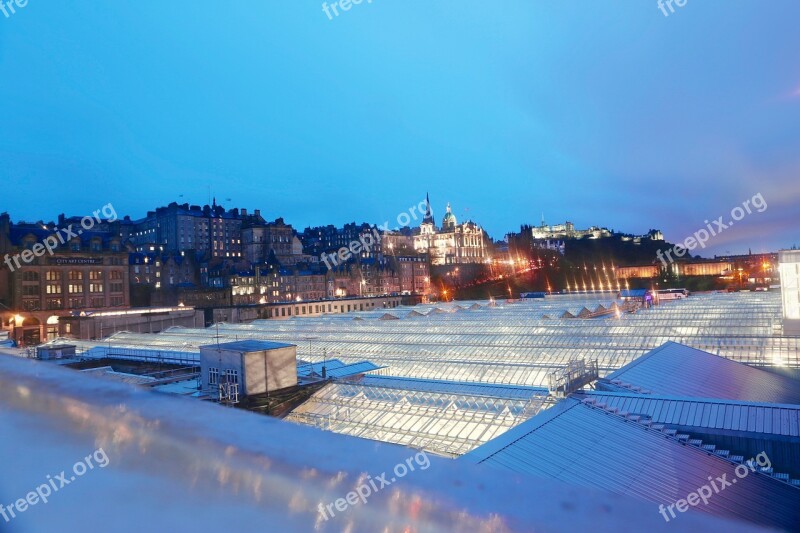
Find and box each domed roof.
[442,203,457,229]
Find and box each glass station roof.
[52,291,797,384]
[42,291,798,456]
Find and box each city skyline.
[2,3,799,255]
[0,193,792,259]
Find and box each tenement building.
[299,222,384,261]
[0,214,130,345]
[242,217,311,266]
[130,200,265,258]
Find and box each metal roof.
[201,339,296,352]
[582,391,800,438]
[600,341,800,403]
[296,359,383,379]
[465,397,800,530]
[580,390,800,480]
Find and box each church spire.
[422,192,435,226]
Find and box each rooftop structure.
[199,339,297,401]
[779,249,800,334]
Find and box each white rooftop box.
[199,340,297,400]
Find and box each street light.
[10,314,25,347]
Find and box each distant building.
[242,217,312,266]
[615,265,661,280]
[261,295,403,319]
[679,261,733,277]
[413,197,488,266]
[615,261,733,280]
[58,306,203,340]
[129,200,264,258]
[531,219,663,243]
[299,222,383,261]
[381,230,415,255]
[393,255,431,296]
[713,252,778,286]
[0,213,129,345]
[779,250,800,335]
[230,265,326,304]
[532,220,611,240]
[129,252,200,290]
[533,239,566,255]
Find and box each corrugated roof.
[297,358,348,373]
[579,391,800,479]
[465,397,800,530]
[582,391,800,437]
[600,341,800,403]
[297,359,382,379]
[325,361,382,378]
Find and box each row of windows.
[208,368,239,385]
[24,281,124,296]
[21,238,121,253]
[25,270,126,282]
[20,296,126,311]
[265,300,398,318]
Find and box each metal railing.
[548,358,599,397]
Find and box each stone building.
[413,198,488,266]
[0,213,129,345]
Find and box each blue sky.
[1,1,798,255]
